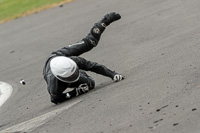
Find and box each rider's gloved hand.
[113,74,125,82]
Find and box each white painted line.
[0,81,13,107]
[0,100,81,133]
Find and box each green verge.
[0,0,74,24]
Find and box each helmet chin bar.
[58,74,80,83]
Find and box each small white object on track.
[20,79,26,85]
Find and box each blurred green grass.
[0,0,74,23]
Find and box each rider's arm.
[71,56,117,79]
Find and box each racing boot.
[85,12,121,47]
[100,12,121,26]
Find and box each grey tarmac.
[1,0,200,133]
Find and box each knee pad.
[85,22,106,47]
[90,23,105,38]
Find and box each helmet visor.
[57,67,80,83]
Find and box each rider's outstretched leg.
[83,12,121,47]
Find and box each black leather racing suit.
[43,20,117,104]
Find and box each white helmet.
[50,56,80,83]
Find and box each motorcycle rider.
[43,12,124,104]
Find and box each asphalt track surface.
[1,0,200,132]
